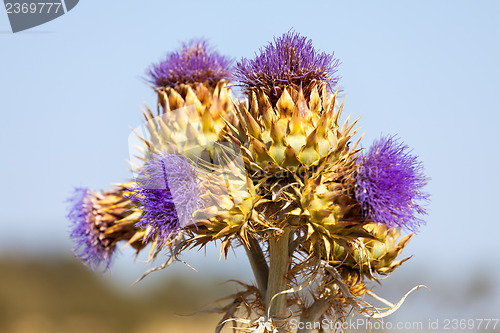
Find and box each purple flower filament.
[234,30,340,94]
[130,152,204,245]
[148,39,233,88]
[355,136,430,231]
[68,188,113,271]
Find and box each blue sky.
[1,0,499,322]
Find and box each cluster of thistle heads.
[68,30,429,331]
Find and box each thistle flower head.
[355,136,430,231]
[130,152,204,245]
[68,188,114,271]
[234,30,340,98]
[148,39,233,88]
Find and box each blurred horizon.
[1,254,498,333]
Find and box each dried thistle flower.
[68,188,113,270]
[68,185,144,271]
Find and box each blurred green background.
[0,253,497,332]
[0,255,224,333]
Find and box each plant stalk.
[265,227,292,320]
[244,234,269,300]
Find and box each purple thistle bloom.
[355,136,430,232]
[148,39,233,88]
[130,152,204,245]
[68,188,114,271]
[234,30,340,96]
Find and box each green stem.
[244,235,269,300]
[265,227,292,320]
